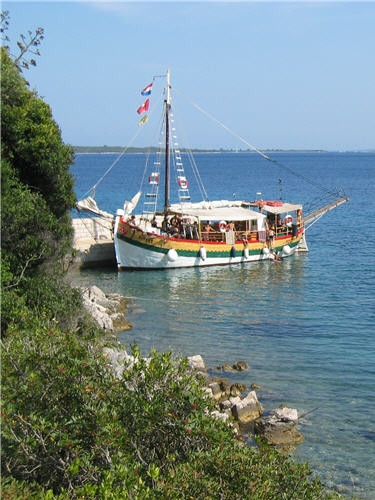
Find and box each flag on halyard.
[137,98,150,115]
[141,83,153,96]
[138,114,148,126]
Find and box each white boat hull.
[114,216,303,270]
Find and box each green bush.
[157,439,341,499]
[1,329,343,499]
[1,332,228,494]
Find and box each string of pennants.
[137,82,153,125]
[137,78,190,194]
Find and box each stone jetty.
[72,217,116,268]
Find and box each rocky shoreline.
[81,285,305,450]
[81,285,132,333]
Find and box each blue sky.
[3,1,375,150]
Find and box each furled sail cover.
[123,191,142,216]
[75,196,113,218]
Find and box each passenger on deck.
[128,215,136,225]
[161,217,169,234]
[184,218,194,239]
[267,226,275,248]
[151,216,158,228]
[169,214,182,237]
[227,221,236,231]
[296,209,303,225]
[203,222,214,240]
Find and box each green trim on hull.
[116,232,301,258]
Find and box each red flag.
[137,98,150,115]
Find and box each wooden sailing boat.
[112,70,336,270]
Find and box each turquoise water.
[72,152,375,498]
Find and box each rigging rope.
[80,94,163,200]
[174,88,345,198]
[170,106,210,202]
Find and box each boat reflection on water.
[116,253,309,366]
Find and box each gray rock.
[208,382,223,400]
[103,347,135,378]
[81,285,131,333]
[254,409,304,450]
[231,390,264,423]
[187,354,206,372]
[273,406,299,423]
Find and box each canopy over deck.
[262,202,302,214]
[169,201,265,222]
[244,201,302,215]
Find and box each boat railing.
[202,229,261,243]
[272,218,304,235]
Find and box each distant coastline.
[73,146,375,154]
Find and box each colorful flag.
[138,114,148,126]
[137,98,150,115]
[141,83,153,96]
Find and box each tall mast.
[164,69,171,213]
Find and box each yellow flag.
[138,114,148,126]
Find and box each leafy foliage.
[0,14,346,500]
[1,45,76,334]
[1,332,222,494]
[1,47,75,219]
[1,332,342,499]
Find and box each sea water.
[71,152,375,498]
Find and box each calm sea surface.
[71,152,375,498]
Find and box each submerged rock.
[254,405,304,451]
[217,360,249,372]
[232,360,249,372]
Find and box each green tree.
[1,46,75,258]
[1,43,76,333]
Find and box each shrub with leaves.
[1,330,343,499]
[113,346,234,469]
[156,439,342,499]
[1,332,230,496]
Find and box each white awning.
[171,204,266,223]
[262,202,302,214]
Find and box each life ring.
[284,215,293,226]
[178,176,188,189]
[148,173,159,184]
[219,221,227,232]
